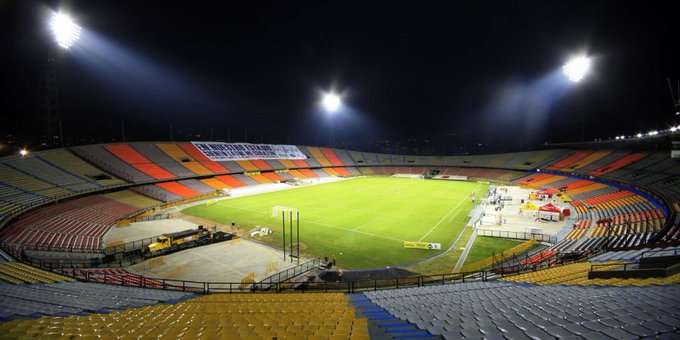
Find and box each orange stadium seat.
[250,159,272,170]
[288,169,306,178]
[547,151,592,170]
[562,179,592,190]
[105,144,175,180]
[155,181,200,198]
[261,171,283,181]
[292,159,310,168]
[323,168,339,176]
[200,178,230,189]
[562,150,611,170]
[236,160,259,171]
[518,173,552,185]
[248,174,272,183]
[321,148,344,166]
[333,167,351,176]
[591,153,647,176]
[216,175,246,187]
[156,143,213,175]
[299,169,318,177]
[307,147,333,167]
[277,159,297,168]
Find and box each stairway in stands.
[349,294,437,339]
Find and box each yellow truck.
[144,226,233,257]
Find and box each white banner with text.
[191,142,307,161]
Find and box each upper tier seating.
[3,155,98,192]
[71,144,153,183]
[177,142,228,173]
[38,149,126,187]
[304,146,334,167]
[156,143,214,176]
[105,144,177,180]
[365,280,680,339]
[591,152,648,176]
[0,164,71,200]
[0,292,369,339]
[547,151,595,170]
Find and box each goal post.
[272,206,299,218]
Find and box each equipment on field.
[144,226,233,258]
[250,227,272,237]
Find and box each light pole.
[45,11,82,147]
[321,92,342,146]
[562,55,592,141]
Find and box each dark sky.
[1,1,678,154]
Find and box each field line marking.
[222,205,404,243]
[417,200,466,242]
[417,183,482,242]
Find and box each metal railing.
[54,266,499,294]
[102,236,160,256]
[256,258,322,288]
[476,229,557,243]
[590,262,627,272]
[640,247,680,259]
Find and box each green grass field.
[463,236,524,264]
[183,177,488,269]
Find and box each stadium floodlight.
[49,12,81,49]
[562,55,591,82]
[321,92,341,113]
[19,148,29,157]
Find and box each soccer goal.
[272,206,299,218]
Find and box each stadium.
[1,2,679,340]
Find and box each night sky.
[1,1,678,155]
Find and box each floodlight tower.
[45,11,81,147]
[562,55,592,141]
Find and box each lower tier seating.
[0,262,73,284]
[0,292,368,340]
[0,281,194,321]
[366,281,680,339]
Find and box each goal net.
[272,206,299,218]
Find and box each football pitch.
[183,177,488,269]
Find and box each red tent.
[539,203,561,213]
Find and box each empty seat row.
[365,279,680,340]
